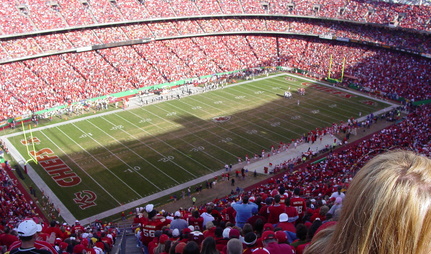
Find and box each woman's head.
[323,150,431,254]
[200,237,218,254]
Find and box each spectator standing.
[188,210,204,232]
[267,195,286,224]
[290,188,306,221]
[170,211,188,232]
[231,196,258,228]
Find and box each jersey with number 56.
[141,218,171,246]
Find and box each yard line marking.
[239,75,388,121]
[221,78,360,127]
[149,101,264,153]
[204,90,306,135]
[184,95,291,142]
[126,109,230,165]
[93,116,185,182]
[261,77,376,116]
[111,113,201,176]
[39,130,122,205]
[60,124,148,195]
[215,79,337,126]
[134,104,254,157]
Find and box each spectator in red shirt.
[290,188,306,222]
[267,195,286,224]
[0,226,19,249]
[284,198,299,223]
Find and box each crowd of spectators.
[0,217,118,254]
[1,33,430,121]
[0,0,430,36]
[2,17,431,63]
[0,1,430,253]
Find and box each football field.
[3,73,393,223]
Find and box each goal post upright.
[21,121,38,165]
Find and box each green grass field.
[5,73,391,220]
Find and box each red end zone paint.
[21,138,98,210]
[309,84,355,98]
[30,148,81,187]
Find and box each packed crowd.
[2,17,431,62]
[0,0,430,36]
[2,34,430,121]
[0,217,118,254]
[128,103,430,254]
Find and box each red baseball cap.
[159,234,169,244]
[263,223,274,231]
[275,231,287,243]
[262,231,276,241]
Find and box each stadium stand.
[0,0,431,253]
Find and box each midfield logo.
[212,116,231,123]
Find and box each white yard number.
[214,101,223,104]
[110,125,124,130]
[220,137,232,143]
[79,133,93,138]
[139,118,152,123]
[254,91,264,94]
[271,122,280,127]
[166,112,177,117]
[235,96,245,99]
[329,104,337,108]
[291,115,301,120]
[190,146,205,152]
[311,110,320,114]
[192,106,202,110]
[124,166,141,173]
[158,156,174,162]
[246,130,258,134]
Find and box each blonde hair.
[305,150,431,254]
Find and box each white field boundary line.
[38,130,122,217]
[229,77,376,126]
[66,122,148,196]
[126,108,229,167]
[94,116,188,181]
[236,82,354,129]
[156,98,267,153]
[0,73,287,140]
[248,77,372,118]
[284,74,399,109]
[2,137,78,224]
